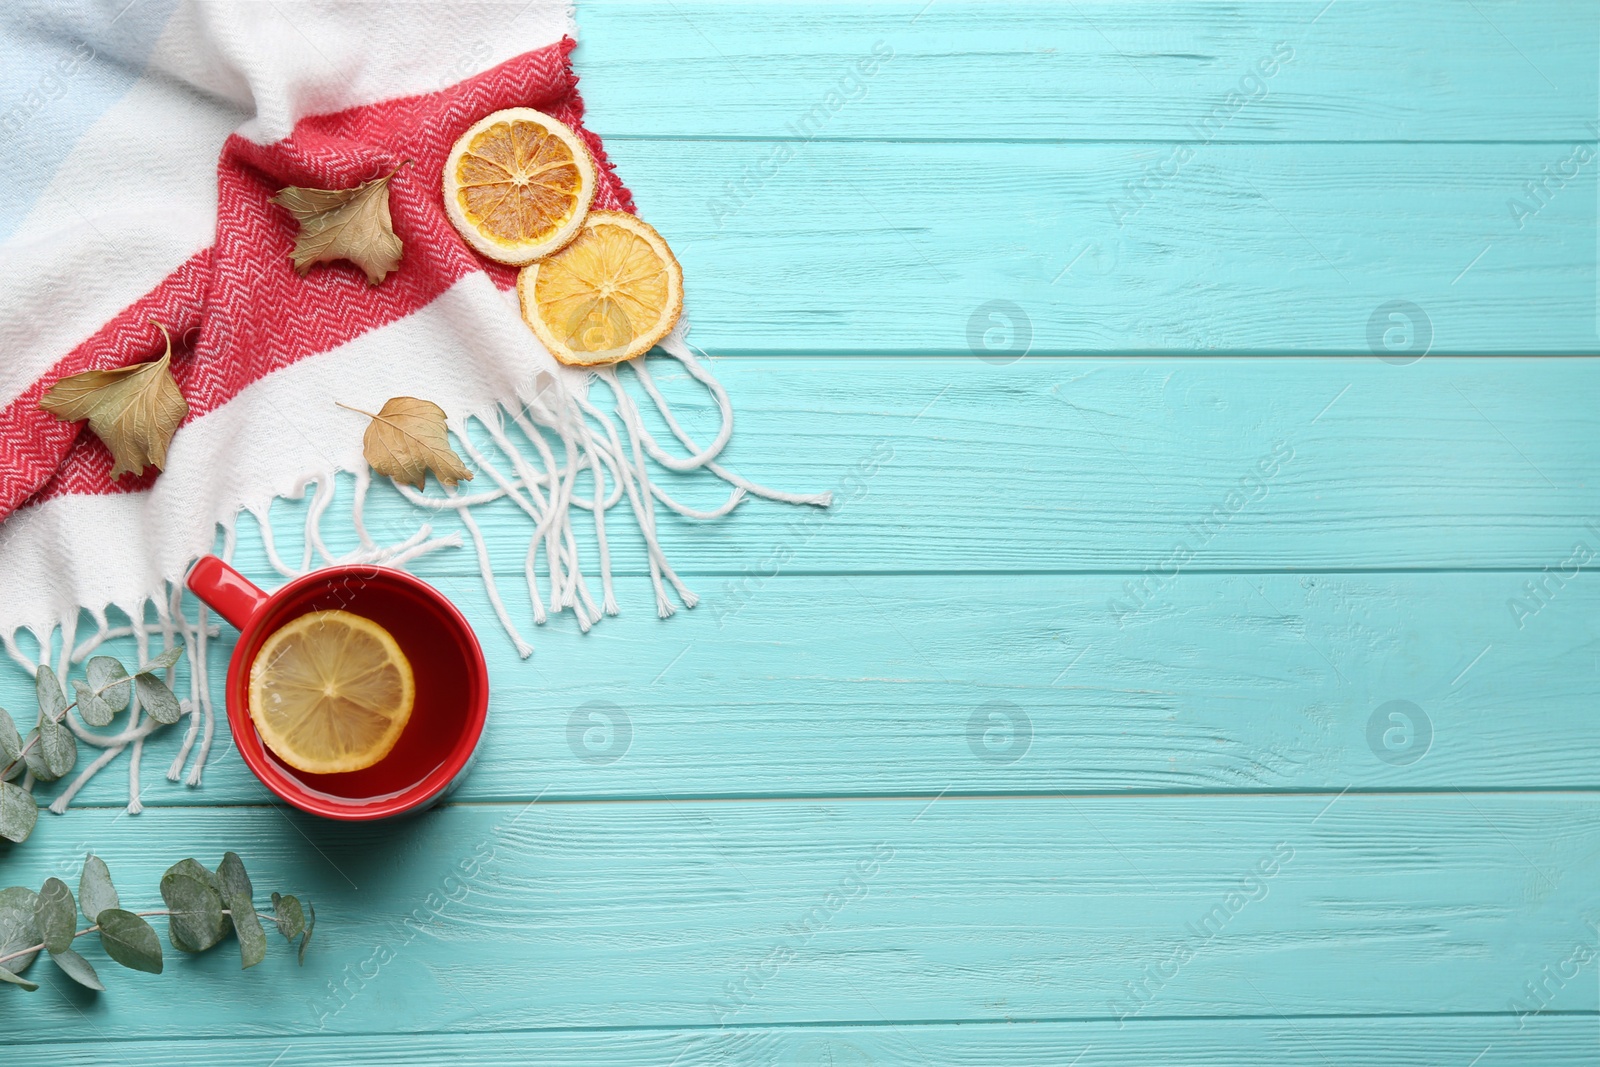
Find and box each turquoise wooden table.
[7,1,1600,1062]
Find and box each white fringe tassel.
[397,336,830,651]
[7,340,827,813]
[13,473,463,817]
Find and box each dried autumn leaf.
[38,324,188,479]
[272,167,405,285]
[341,397,473,490]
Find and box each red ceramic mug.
[186,556,489,820]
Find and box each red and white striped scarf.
[0,1,825,662]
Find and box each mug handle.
[186,556,270,631]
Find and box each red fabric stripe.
[0,250,212,514]
[8,40,633,512]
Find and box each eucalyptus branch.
[3,663,146,773]
[0,942,44,967]
[0,909,246,965]
[0,646,186,844]
[0,853,313,992]
[0,909,184,965]
[2,685,84,780]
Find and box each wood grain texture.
[598,139,1598,354]
[3,797,1598,1042]
[21,1016,1600,1067]
[5,1,1599,1061]
[222,357,1600,579]
[12,570,1600,810]
[577,1,1599,142]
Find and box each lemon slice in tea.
[443,106,596,265]
[248,610,415,775]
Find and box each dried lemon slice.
[443,107,595,265]
[247,610,414,775]
[517,210,684,366]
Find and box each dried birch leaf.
[341,397,473,490]
[38,324,188,479]
[272,167,405,285]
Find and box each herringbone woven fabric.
[2,0,828,653]
[0,2,622,637]
[0,1,830,812]
[11,39,631,510]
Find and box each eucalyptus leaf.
[79,856,119,924]
[34,878,74,953]
[45,717,77,776]
[0,965,38,990]
[0,707,21,764]
[96,909,162,974]
[138,646,184,675]
[216,852,265,968]
[34,665,67,723]
[133,672,183,726]
[298,901,315,965]
[86,656,132,710]
[159,863,225,952]
[271,892,305,941]
[20,729,52,782]
[72,679,115,728]
[0,886,41,975]
[49,947,104,991]
[0,781,36,844]
[164,858,220,894]
[24,717,75,780]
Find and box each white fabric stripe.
[0,274,573,633]
[0,19,238,406]
[205,1,577,146]
[0,0,573,408]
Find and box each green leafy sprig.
[0,647,186,844]
[0,852,313,992]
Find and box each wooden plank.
[598,139,1598,353]
[575,1,1600,142]
[218,357,1600,578]
[6,2,1597,1061]
[3,796,1597,1040]
[15,568,1600,811]
[20,1016,1599,1066]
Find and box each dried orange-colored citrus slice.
[517,210,684,366]
[443,107,595,265]
[248,610,414,775]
